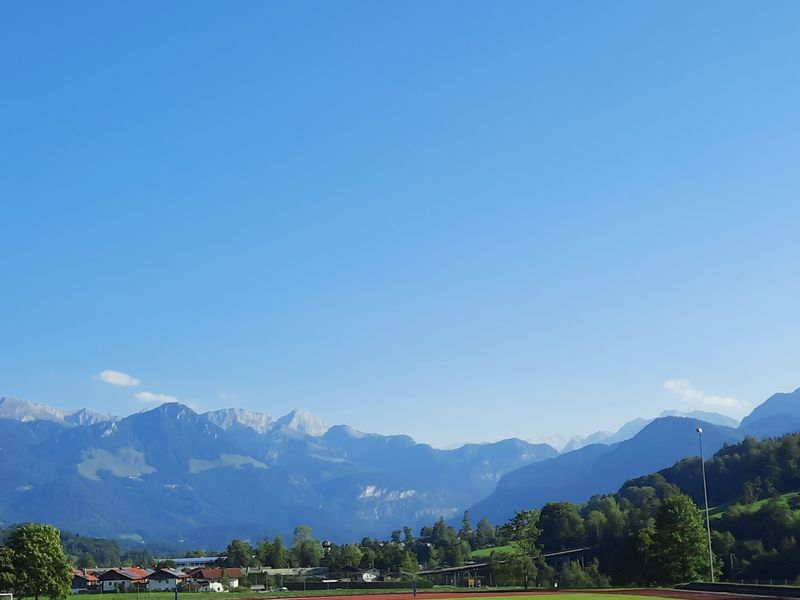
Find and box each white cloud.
[663,379,747,409]
[134,391,178,404]
[96,370,140,387]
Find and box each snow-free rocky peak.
[0,396,117,426]
[273,408,328,437]
[204,407,273,434]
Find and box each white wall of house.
[190,578,239,590]
[149,578,182,591]
[101,580,139,592]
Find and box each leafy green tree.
[651,494,711,584]
[359,548,376,569]
[8,524,72,600]
[260,535,288,568]
[557,559,610,588]
[502,510,542,588]
[0,546,16,593]
[540,502,585,551]
[291,526,322,567]
[220,568,231,590]
[400,552,419,575]
[584,510,608,546]
[340,544,363,568]
[225,539,256,568]
[486,550,515,585]
[403,527,414,546]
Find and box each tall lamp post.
[696,426,715,582]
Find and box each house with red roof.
[71,569,99,594]
[98,567,152,592]
[186,567,244,590]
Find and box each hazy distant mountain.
[740,387,800,437]
[660,409,739,428]
[540,409,739,454]
[1,387,795,547]
[0,400,554,546]
[0,396,72,423]
[470,416,743,524]
[0,397,117,427]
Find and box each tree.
[225,539,256,568]
[539,502,585,551]
[220,568,231,590]
[0,546,16,593]
[8,524,72,600]
[75,554,95,570]
[502,510,542,588]
[403,527,414,546]
[257,535,288,568]
[359,548,376,569]
[120,549,154,567]
[340,544,363,569]
[459,511,473,541]
[400,551,419,576]
[291,526,322,567]
[651,494,711,584]
[475,518,496,549]
[270,536,289,568]
[557,559,610,588]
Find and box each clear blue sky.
[2,1,799,446]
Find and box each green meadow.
[126,591,672,600]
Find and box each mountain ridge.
[1,387,797,547]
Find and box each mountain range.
[1,388,798,547]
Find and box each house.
[148,568,188,591]
[186,567,244,590]
[98,568,151,592]
[360,568,380,582]
[71,569,99,594]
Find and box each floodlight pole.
[697,427,715,582]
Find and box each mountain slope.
[740,387,800,438]
[0,401,555,545]
[469,416,743,524]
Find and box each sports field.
[129,590,776,600]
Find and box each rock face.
[0,400,556,546]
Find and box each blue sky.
[2,1,799,446]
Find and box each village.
[71,562,390,595]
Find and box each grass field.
[709,490,800,519]
[470,543,518,559]
[125,591,678,600]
